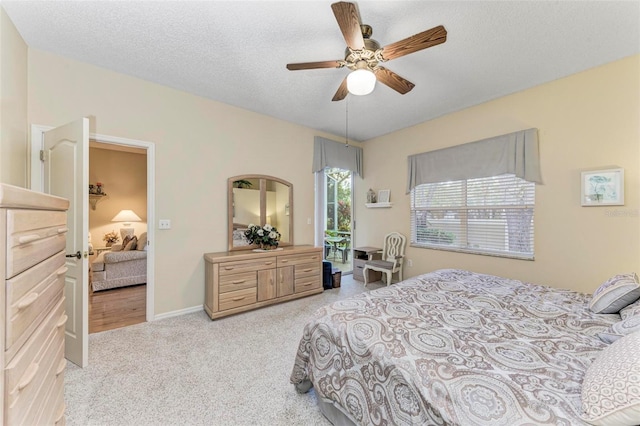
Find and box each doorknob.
[65,251,82,260]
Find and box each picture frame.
[377,189,390,204]
[581,168,624,206]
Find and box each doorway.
[88,141,148,332]
[31,123,155,366]
[319,168,353,274]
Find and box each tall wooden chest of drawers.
[0,184,69,425]
[204,246,323,320]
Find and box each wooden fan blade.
[331,2,365,50]
[380,25,447,61]
[286,60,342,71]
[375,67,415,94]
[332,77,349,101]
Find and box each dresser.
[204,246,323,320]
[0,184,69,425]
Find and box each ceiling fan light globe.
[347,69,376,95]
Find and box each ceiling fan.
[286,1,447,101]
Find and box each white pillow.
[590,273,640,314]
[581,331,640,425]
[599,316,640,344]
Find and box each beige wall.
[27,49,329,315]
[0,7,28,187]
[357,55,640,294]
[89,146,148,246]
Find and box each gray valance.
[312,136,364,177]
[406,128,542,193]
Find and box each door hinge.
[39,150,47,162]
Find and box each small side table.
[353,246,382,282]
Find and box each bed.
[290,269,640,426]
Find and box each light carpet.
[65,275,384,425]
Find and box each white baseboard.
[153,305,203,321]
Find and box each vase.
[260,243,277,250]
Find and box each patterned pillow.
[589,273,640,314]
[581,331,640,425]
[599,315,640,344]
[620,298,640,320]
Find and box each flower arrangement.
[103,230,120,246]
[244,223,281,250]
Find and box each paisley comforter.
[290,269,619,425]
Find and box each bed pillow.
[581,331,640,425]
[598,315,640,344]
[589,273,640,314]
[620,298,640,320]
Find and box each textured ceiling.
[3,1,639,141]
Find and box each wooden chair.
[363,232,406,286]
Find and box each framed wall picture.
[581,168,624,206]
[378,189,390,203]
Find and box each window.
[410,174,535,259]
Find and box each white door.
[43,118,89,367]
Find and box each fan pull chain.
[345,97,350,147]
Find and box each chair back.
[382,232,406,263]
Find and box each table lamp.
[112,209,142,240]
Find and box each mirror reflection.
[229,175,293,250]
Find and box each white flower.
[257,229,264,236]
[269,231,278,239]
[264,224,273,231]
[248,223,255,229]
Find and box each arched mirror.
[228,174,293,251]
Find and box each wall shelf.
[89,193,107,210]
[365,202,392,208]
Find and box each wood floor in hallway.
[89,284,146,333]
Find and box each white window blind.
[410,174,535,259]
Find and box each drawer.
[219,288,257,311]
[294,262,320,279]
[6,299,66,425]
[6,253,66,351]
[294,276,321,294]
[277,251,322,268]
[34,346,66,426]
[219,271,257,293]
[218,257,276,276]
[6,209,68,279]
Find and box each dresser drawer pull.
[223,266,235,271]
[281,259,289,263]
[311,256,319,260]
[301,268,313,273]
[56,315,68,328]
[18,234,41,244]
[56,359,67,376]
[232,280,246,285]
[18,362,39,391]
[55,404,66,423]
[264,261,273,265]
[18,292,39,310]
[57,227,69,234]
[231,296,246,302]
[57,267,68,276]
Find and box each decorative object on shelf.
[244,223,281,250]
[378,189,390,203]
[581,168,624,206]
[367,188,377,203]
[112,209,142,240]
[89,182,107,195]
[103,230,120,247]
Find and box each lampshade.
[347,68,376,96]
[111,209,142,224]
[112,209,142,240]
